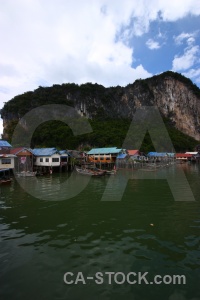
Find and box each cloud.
[0,0,200,116]
[172,45,199,71]
[0,1,155,101]
[116,0,200,38]
[146,39,161,49]
[156,0,200,20]
[0,1,199,136]
[172,29,200,79]
[0,63,19,77]
[174,31,198,45]
[183,68,200,82]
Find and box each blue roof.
[59,150,70,156]
[32,148,59,156]
[147,152,175,157]
[87,147,122,155]
[0,140,12,147]
[117,153,127,159]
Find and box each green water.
[0,164,200,300]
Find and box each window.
[1,158,11,164]
[40,158,43,162]
[52,158,59,162]
[45,158,49,162]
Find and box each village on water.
[1,139,200,183]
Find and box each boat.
[102,169,116,175]
[83,164,116,175]
[0,168,12,185]
[75,166,105,177]
[94,168,116,175]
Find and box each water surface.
[0,164,200,300]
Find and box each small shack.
[127,150,142,160]
[32,148,60,173]
[10,147,34,174]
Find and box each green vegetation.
[1,82,106,117]
[1,71,199,118]
[30,119,131,150]
[5,118,199,153]
[1,71,200,152]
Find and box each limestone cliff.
[1,71,200,141]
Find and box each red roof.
[10,147,24,155]
[175,153,193,158]
[127,150,140,156]
[10,147,33,156]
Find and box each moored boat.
[100,169,116,175]
[75,166,105,177]
[93,168,116,175]
[83,164,117,175]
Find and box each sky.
[0,0,200,135]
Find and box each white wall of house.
[34,154,61,167]
[0,157,15,169]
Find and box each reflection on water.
[0,164,200,299]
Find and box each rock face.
[147,77,200,140]
[1,71,200,140]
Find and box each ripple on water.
[0,166,200,299]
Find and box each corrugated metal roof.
[185,152,198,154]
[87,147,122,155]
[0,140,12,147]
[148,152,175,157]
[32,148,58,156]
[176,153,192,158]
[59,150,70,156]
[166,153,175,157]
[117,153,127,159]
[10,147,24,154]
[10,147,33,155]
[67,150,82,158]
[148,152,158,156]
